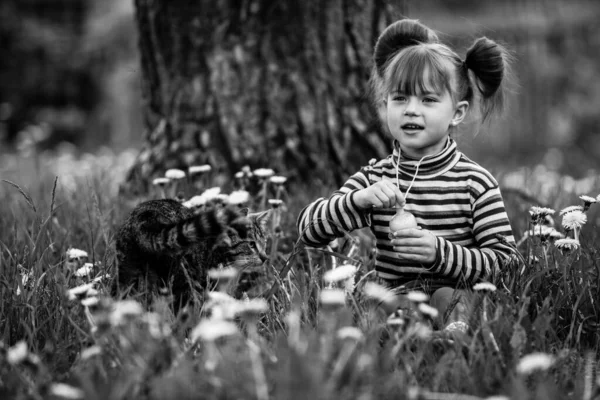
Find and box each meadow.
[0,146,599,400]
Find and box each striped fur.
[297,138,516,291]
[114,199,270,308]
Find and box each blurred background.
[1,0,599,189]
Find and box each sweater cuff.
[426,236,446,272]
[348,190,371,227]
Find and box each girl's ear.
[451,100,469,127]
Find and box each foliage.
[0,149,599,399]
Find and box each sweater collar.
[391,137,459,178]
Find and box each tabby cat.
[114,199,271,310]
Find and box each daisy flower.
[152,177,170,187]
[182,195,206,208]
[323,264,357,284]
[529,206,555,224]
[418,303,439,319]
[337,326,364,342]
[269,176,287,185]
[319,288,346,307]
[7,341,28,365]
[406,291,429,304]
[473,282,497,293]
[268,199,284,208]
[66,283,95,301]
[526,225,564,241]
[109,300,144,326]
[559,205,584,216]
[228,190,250,205]
[516,352,555,375]
[208,267,238,282]
[561,210,587,231]
[191,319,239,343]
[554,238,580,253]
[363,282,397,306]
[81,297,99,308]
[75,263,94,277]
[579,195,597,211]
[66,248,88,260]
[235,298,269,320]
[253,168,275,179]
[48,383,85,400]
[165,168,186,179]
[188,165,211,175]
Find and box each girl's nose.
[403,98,420,116]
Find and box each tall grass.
[0,148,599,400]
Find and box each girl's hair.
[369,19,512,125]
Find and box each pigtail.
[464,37,512,123]
[373,19,439,77]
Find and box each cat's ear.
[251,209,272,231]
[238,207,250,216]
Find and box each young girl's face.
[385,66,468,158]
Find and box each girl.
[297,19,516,335]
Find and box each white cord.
[392,139,450,202]
[392,153,430,201]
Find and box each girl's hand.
[391,228,437,265]
[354,180,405,209]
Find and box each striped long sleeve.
[297,138,516,288]
[428,180,515,284]
[297,168,373,247]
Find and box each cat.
[113,198,272,310]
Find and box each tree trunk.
[122,0,405,196]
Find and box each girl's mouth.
[401,123,424,132]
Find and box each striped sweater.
[297,138,516,289]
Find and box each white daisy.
[188,165,211,175]
[80,345,102,360]
[418,303,439,319]
[66,283,95,301]
[190,319,239,342]
[228,190,250,205]
[529,206,555,223]
[269,176,287,185]
[526,225,564,240]
[268,199,284,208]
[7,341,28,365]
[75,263,94,277]
[337,326,364,341]
[579,195,597,205]
[208,267,238,281]
[473,282,497,293]
[66,248,88,260]
[109,300,144,326]
[152,177,170,187]
[81,297,99,308]
[253,168,275,178]
[323,264,357,284]
[48,383,84,399]
[235,298,269,319]
[559,205,584,216]
[406,291,429,304]
[516,352,555,374]
[165,169,186,179]
[319,288,346,307]
[363,282,396,305]
[554,238,580,252]
[561,210,587,230]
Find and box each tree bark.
[122,0,405,196]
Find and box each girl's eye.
[423,97,437,103]
[393,95,406,102]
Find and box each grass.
[0,147,599,400]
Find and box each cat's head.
[216,208,273,297]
